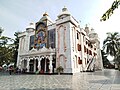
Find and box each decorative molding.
[64,27,67,52]
[58,54,66,68]
[57,25,66,53]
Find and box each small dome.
[84,24,89,35]
[26,22,35,29]
[89,28,98,44]
[58,6,71,18]
[39,12,53,25]
[43,12,48,16]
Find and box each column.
[34,59,36,72]
[49,55,53,73]
[37,57,41,71]
[44,57,46,73]
[27,58,30,72]
[80,33,85,71]
[18,60,22,70]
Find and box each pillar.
[44,57,48,73]
[37,57,41,71]
[27,58,30,72]
[49,55,53,73]
[18,59,22,70]
[34,58,36,72]
[80,33,85,71]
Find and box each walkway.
[0,69,120,90]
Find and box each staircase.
[85,58,95,72]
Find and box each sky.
[0,0,120,49]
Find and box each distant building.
[17,7,103,74]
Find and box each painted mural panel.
[34,22,47,49]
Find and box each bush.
[56,66,64,74]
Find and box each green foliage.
[0,29,20,66]
[0,27,4,36]
[101,50,111,67]
[103,32,120,68]
[103,32,120,56]
[13,32,20,67]
[114,48,120,64]
[0,30,14,66]
[56,66,64,73]
[101,0,120,21]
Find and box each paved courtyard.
[0,69,120,90]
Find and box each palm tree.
[114,48,120,70]
[103,32,120,56]
[101,50,111,68]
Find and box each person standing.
[9,66,12,75]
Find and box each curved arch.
[20,37,25,51]
[57,25,66,54]
[58,54,66,68]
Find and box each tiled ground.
[0,69,120,90]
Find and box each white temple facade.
[17,7,103,74]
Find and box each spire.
[84,24,89,35]
[39,12,53,25]
[58,6,71,19]
[62,6,68,12]
[43,12,48,16]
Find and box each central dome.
[58,6,71,18]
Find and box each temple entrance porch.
[19,54,56,74]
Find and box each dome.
[39,12,53,25]
[26,22,35,30]
[58,6,71,18]
[89,28,98,44]
[84,24,89,35]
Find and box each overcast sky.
[0,0,120,49]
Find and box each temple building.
[17,7,103,74]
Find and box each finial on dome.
[62,6,68,12]
[91,28,94,31]
[43,12,48,16]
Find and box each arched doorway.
[41,58,45,73]
[21,59,27,69]
[29,59,34,72]
[29,58,38,73]
[36,59,38,71]
[46,58,49,73]
[52,55,56,73]
[40,57,49,73]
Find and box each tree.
[103,32,120,56]
[0,29,14,66]
[101,0,120,21]
[0,27,4,36]
[100,0,120,21]
[114,46,120,69]
[0,30,21,66]
[12,32,20,67]
[101,50,111,68]
[56,66,64,75]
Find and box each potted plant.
[56,66,64,75]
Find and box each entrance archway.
[40,57,50,73]
[46,58,49,73]
[29,60,34,72]
[36,59,38,71]
[52,56,56,73]
[21,59,27,69]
